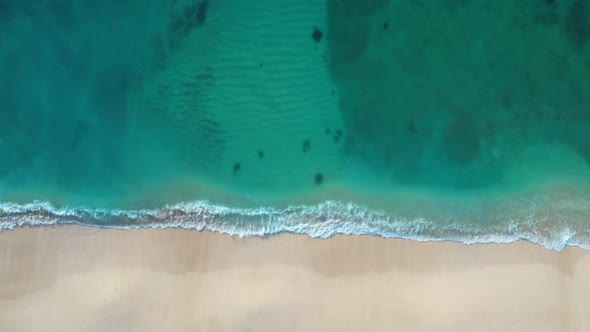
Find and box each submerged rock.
[303,139,311,153]
[315,172,324,185]
[312,27,323,42]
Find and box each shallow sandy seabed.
[1,226,590,332]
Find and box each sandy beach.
[0,226,588,331]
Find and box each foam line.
[1,200,586,251]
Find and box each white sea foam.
[1,200,588,251]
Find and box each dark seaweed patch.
[565,0,590,48]
[303,139,311,153]
[332,0,389,16]
[333,129,343,142]
[312,27,323,42]
[168,0,209,48]
[314,173,324,185]
[329,20,369,63]
[534,0,559,25]
[195,0,209,26]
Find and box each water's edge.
[0,200,584,251]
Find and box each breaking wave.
[1,200,588,251]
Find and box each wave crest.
[0,200,587,251]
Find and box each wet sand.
[1,226,589,332]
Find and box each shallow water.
[2,0,590,249]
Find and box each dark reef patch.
[326,1,541,189]
[565,0,590,48]
[167,0,209,49]
[333,130,343,143]
[328,19,369,64]
[195,0,209,26]
[312,27,323,42]
[328,0,375,65]
[532,0,559,25]
[303,139,311,153]
[330,0,389,17]
[314,173,324,185]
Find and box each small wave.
[1,200,588,251]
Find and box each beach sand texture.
[1,226,590,332]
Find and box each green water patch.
[0,1,212,207]
[3,0,590,215]
[327,0,590,190]
[0,0,346,208]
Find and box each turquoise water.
[2,0,590,249]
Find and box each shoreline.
[1,225,590,331]
[3,174,590,250]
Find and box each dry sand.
[0,226,589,332]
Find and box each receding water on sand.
[2,0,590,249]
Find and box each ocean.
[2,0,590,250]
